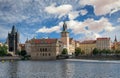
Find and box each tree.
[0,45,8,56]
[92,48,99,55]
[62,48,68,55]
[75,48,81,56]
[115,50,120,55]
[20,50,27,56]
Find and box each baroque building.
[7,26,19,55]
[26,38,62,60]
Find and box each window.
[36,53,38,56]
[43,48,44,52]
[43,53,44,56]
[45,53,47,56]
[49,53,51,56]
[40,48,42,52]
[45,48,47,52]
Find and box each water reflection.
[0,59,120,78]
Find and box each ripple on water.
[0,60,120,78]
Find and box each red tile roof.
[117,42,120,45]
[80,40,96,44]
[97,37,110,40]
[33,38,58,44]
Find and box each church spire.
[63,22,67,32]
[114,35,117,42]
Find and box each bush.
[75,48,81,56]
[62,48,68,55]
[20,50,27,56]
[92,48,99,55]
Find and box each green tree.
[92,48,99,55]
[101,49,111,55]
[75,48,81,56]
[20,50,27,56]
[0,45,8,56]
[62,48,68,55]
[115,50,120,55]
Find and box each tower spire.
[114,35,117,42]
[11,25,16,34]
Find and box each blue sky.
[0,0,120,43]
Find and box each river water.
[0,59,120,78]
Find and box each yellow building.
[116,42,120,50]
[69,38,75,54]
[80,40,96,55]
[112,42,120,50]
[75,41,80,48]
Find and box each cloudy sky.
[0,0,120,43]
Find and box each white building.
[96,37,111,50]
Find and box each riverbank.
[0,55,120,61]
[75,55,120,60]
[0,56,21,61]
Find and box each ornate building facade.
[26,38,62,60]
[7,26,19,55]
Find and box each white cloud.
[84,31,101,40]
[44,4,72,18]
[66,17,115,35]
[36,25,61,33]
[68,11,80,20]
[36,17,115,41]
[83,17,115,32]
[79,0,120,16]
[68,9,88,20]
[101,26,120,42]
[80,9,88,16]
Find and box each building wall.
[69,39,75,54]
[30,43,59,60]
[27,39,62,60]
[80,43,96,55]
[61,32,70,54]
[96,38,111,50]
[113,42,120,50]
[25,42,31,55]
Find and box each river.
[0,59,120,78]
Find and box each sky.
[0,0,120,43]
